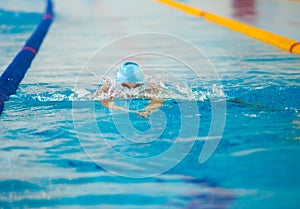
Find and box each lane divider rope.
[0,0,54,115]
[155,0,300,55]
[22,47,37,55]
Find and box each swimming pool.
[1,0,300,208]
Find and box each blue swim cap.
[116,62,146,83]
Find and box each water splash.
[91,74,220,101]
[14,75,228,104]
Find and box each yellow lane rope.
[155,0,300,54]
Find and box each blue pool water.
[1,0,300,208]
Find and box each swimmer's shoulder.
[144,83,163,94]
[94,84,110,98]
[98,84,109,92]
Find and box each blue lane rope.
[0,0,54,115]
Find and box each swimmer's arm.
[137,98,164,118]
[145,98,164,112]
[99,99,135,113]
[99,98,164,118]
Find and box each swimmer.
[96,62,165,118]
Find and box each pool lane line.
[154,0,300,55]
[0,0,54,115]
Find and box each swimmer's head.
[116,62,146,84]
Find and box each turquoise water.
[1,0,300,208]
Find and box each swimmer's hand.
[136,98,163,118]
[136,110,151,118]
[99,97,164,118]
